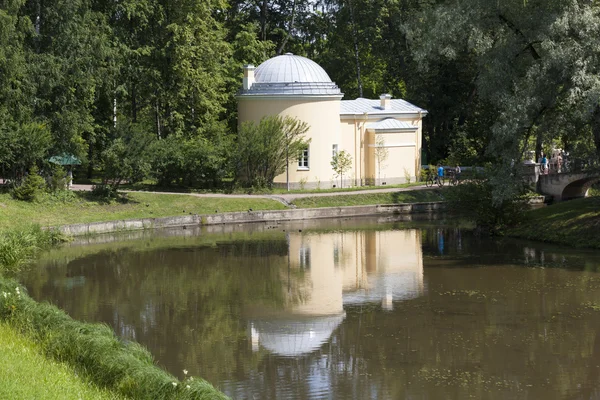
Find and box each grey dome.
[255,53,333,83]
[241,53,342,97]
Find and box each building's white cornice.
[237,94,344,101]
[340,112,427,120]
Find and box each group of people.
[434,164,461,184]
[538,150,567,175]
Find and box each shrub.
[90,184,119,202]
[445,179,527,235]
[48,164,67,192]
[11,166,46,201]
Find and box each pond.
[20,216,600,399]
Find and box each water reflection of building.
[249,229,424,357]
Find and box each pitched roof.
[366,118,418,131]
[340,98,427,115]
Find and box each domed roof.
[240,53,342,97]
[255,53,333,84]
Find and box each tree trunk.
[261,0,268,41]
[277,0,297,55]
[593,105,600,159]
[347,0,363,97]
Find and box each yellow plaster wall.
[238,97,342,188]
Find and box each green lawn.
[0,322,122,400]
[291,189,445,208]
[507,196,600,249]
[0,191,286,230]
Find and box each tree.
[99,122,152,190]
[331,150,353,188]
[234,115,309,188]
[374,135,388,183]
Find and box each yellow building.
[238,53,428,189]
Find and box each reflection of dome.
[242,53,342,96]
[250,314,345,357]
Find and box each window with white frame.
[298,147,309,169]
[332,144,339,158]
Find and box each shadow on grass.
[77,190,139,206]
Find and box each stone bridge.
[521,163,600,200]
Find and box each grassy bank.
[291,189,444,208]
[0,322,122,400]
[0,191,285,230]
[507,196,600,249]
[0,277,228,399]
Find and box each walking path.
[70,184,434,205]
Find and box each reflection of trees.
[22,238,294,384]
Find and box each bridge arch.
[561,177,600,200]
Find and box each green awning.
[49,154,81,166]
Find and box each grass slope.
[507,196,600,249]
[0,322,122,400]
[0,192,285,230]
[292,189,444,208]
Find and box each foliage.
[0,122,51,182]
[234,115,310,188]
[48,164,67,193]
[0,278,229,399]
[11,166,46,202]
[444,177,528,235]
[0,225,65,276]
[100,123,153,190]
[331,150,353,188]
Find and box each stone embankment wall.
[58,202,446,236]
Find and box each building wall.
[238,96,424,188]
[238,96,342,189]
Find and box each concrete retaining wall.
[57,202,446,236]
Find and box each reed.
[0,226,66,275]
[0,278,228,400]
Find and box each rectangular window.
[298,147,309,169]
[332,144,339,158]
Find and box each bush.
[48,164,67,192]
[0,277,229,400]
[91,184,119,202]
[445,179,527,235]
[11,166,46,201]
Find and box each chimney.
[243,64,255,90]
[380,93,392,110]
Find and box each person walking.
[436,164,444,185]
[541,154,548,175]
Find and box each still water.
[20,217,600,399]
